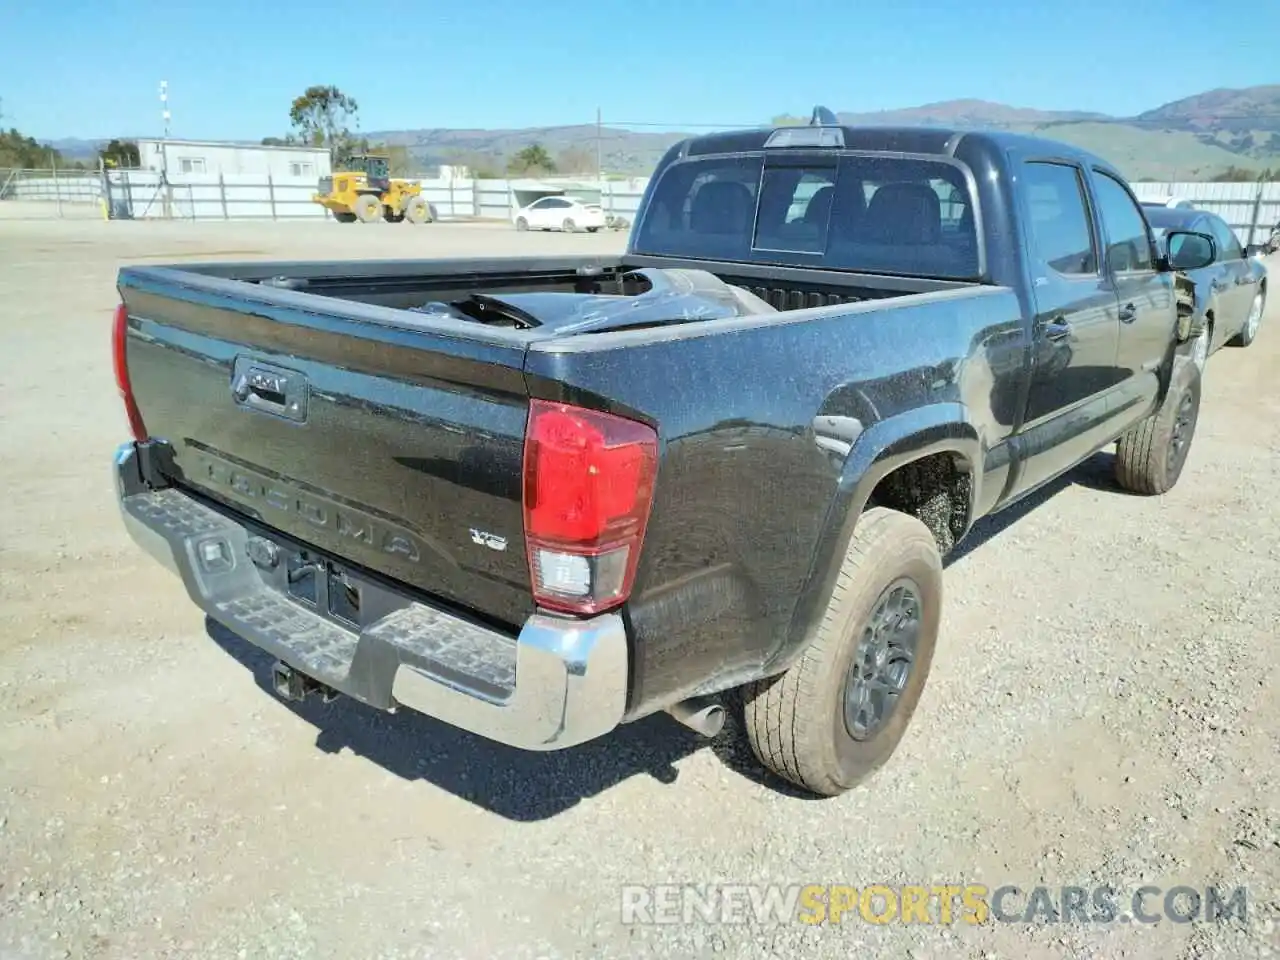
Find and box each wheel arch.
[771,403,982,677]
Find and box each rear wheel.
[515,217,529,231]
[1228,288,1265,347]
[404,196,431,224]
[1114,356,1201,495]
[353,194,382,223]
[741,507,943,797]
[562,218,576,233]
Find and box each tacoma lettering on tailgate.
[188,449,423,562]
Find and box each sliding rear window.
[632,152,981,280]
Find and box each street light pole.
[160,80,172,218]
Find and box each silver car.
[1146,206,1268,367]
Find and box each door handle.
[1118,303,1137,323]
[1043,317,1072,341]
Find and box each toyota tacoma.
[112,114,1218,797]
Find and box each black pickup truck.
[112,117,1219,797]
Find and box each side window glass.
[1092,172,1154,273]
[1022,162,1098,276]
[1210,217,1243,260]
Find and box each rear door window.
[1021,162,1098,276]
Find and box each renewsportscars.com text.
[620,883,1249,926]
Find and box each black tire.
[354,194,382,224]
[741,507,943,797]
[1114,356,1201,495]
[1227,287,1265,348]
[515,217,528,231]
[562,218,576,233]
[586,226,600,233]
[332,211,357,223]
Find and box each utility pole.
[159,80,173,218]
[596,107,603,182]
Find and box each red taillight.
[112,302,148,441]
[522,399,658,615]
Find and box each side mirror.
[1163,230,1216,272]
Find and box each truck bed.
[118,254,1015,716]
[178,254,976,318]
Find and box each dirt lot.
[0,217,1277,960]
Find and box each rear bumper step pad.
[114,441,629,750]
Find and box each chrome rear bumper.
[114,441,629,750]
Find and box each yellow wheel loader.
[312,155,435,224]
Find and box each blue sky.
[3,0,1278,141]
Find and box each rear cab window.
[632,151,981,280]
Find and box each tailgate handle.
[231,359,308,423]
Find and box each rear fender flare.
[767,403,981,676]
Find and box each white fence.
[3,166,1278,249]
[1129,182,1280,250]
[0,167,651,222]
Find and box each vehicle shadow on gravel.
[205,618,710,821]
[203,453,1126,815]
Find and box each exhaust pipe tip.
[667,696,726,739]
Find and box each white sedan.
[513,196,606,233]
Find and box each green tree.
[771,113,807,127]
[289,85,360,159]
[0,128,62,168]
[261,135,297,146]
[507,143,556,176]
[98,139,140,168]
[0,98,57,167]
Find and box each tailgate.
[119,267,535,628]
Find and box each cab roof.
[676,124,1113,171]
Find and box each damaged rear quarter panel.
[523,285,1024,717]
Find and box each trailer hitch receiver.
[271,661,338,704]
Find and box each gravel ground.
[0,217,1277,960]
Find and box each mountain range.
[45,85,1280,181]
